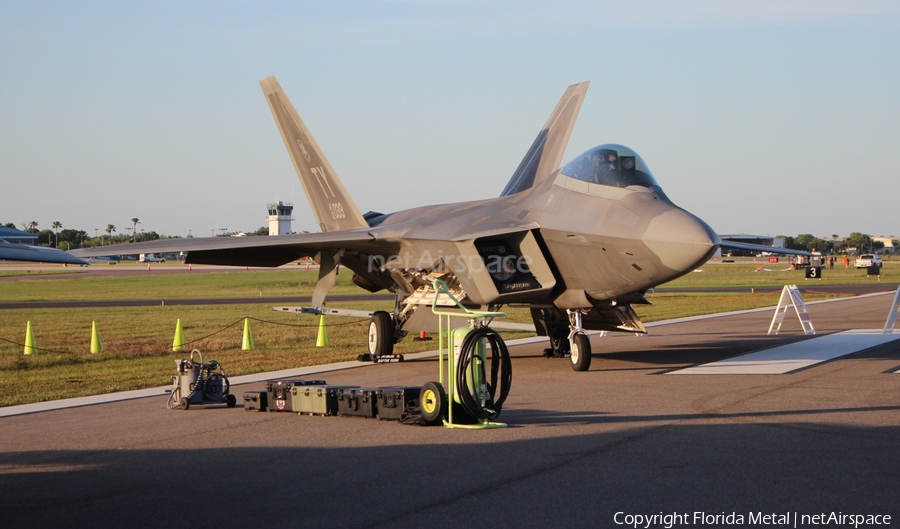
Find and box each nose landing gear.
[566,309,592,371]
[541,309,593,371]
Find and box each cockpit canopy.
[561,144,659,189]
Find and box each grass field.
[0,261,893,406]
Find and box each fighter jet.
[0,240,87,265]
[73,77,796,371]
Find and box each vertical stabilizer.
[501,81,589,196]
[260,76,368,232]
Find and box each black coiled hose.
[455,327,512,421]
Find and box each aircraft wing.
[0,241,88,265]
[70,230,401,267]
[719,240,811,257]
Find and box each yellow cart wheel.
[420,381,446,426]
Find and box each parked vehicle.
[139,253,166,263]
[854,254,882,269]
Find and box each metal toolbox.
[265,379,327,412]
[243,390,268,412]
[376,386,421,420]
[291,385,358,416]
[337,388,378,419]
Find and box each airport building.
[873,236,899,254]
[267,201,294,235]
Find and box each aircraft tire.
[368,311,394,355]
[420,381,447,426]
[570,333,592,372]
[549,328,569,356]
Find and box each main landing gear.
[367,310,394,356]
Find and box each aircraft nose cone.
[642,208,719,272]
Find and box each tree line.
[5,219,887,255]
[3,219,270,250]
[778,233,885,254]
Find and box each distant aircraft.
[0,240,87,265]
[73,77,804,371]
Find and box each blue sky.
[2,1,898,240]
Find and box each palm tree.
[51,221,62,248]
[106,224,116,244]
[131,218,140,242]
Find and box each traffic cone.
[173,319,185,351]
[24,321,36,355]
[315,315,329,347]
[241,318,255,350]
[90,321,102,354]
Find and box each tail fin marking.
[260,76,368,232]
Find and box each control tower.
[267,201,294,235]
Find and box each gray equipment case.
[291,385,359,416]
[337,388,378,419]
[266,379,326,412]
[243,390,268,412]
[376,386,421,421]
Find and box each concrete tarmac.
[1,293,899,528]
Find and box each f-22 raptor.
[74,77,793,371]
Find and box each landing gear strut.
[567,309,591,371]
[541,309,592,370]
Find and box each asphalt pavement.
[1,292,899,528]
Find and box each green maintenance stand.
[424,279,508,430]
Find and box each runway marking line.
[668,329,900,375]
